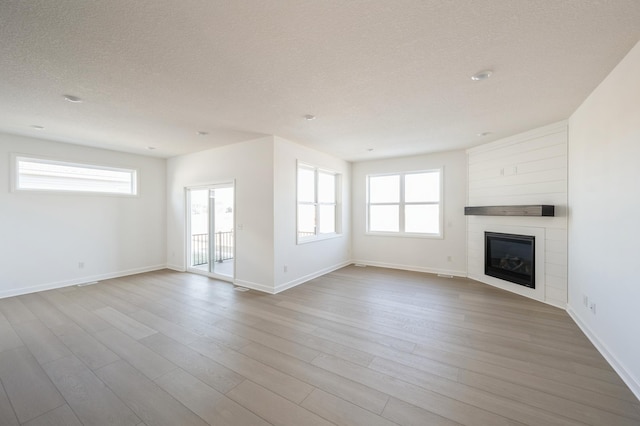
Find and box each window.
[14,156,137,195]
[297,162,340,242]
[367,169,442,236]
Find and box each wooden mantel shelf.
[464,205,555,217]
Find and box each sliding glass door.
[187,182,235,280]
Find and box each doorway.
[186,182,235,281]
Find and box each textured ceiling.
[1,1,639,161]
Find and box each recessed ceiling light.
[146,146,156,150]
[477,132,492,137]
[197,131,209,136]
[367,148,374,152]
[63,94,83,103]
[470,70,493,81]
[304,114,316,121]
[30,125,45,130]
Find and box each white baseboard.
[351,259,467,278]
[543,299,567,310]
[166,264,186,272]
[356,262,566,311]
[466,272,568,310]
[567,306,640,401]
[0,264,167,299]
[274,260,353,294]
[233,279,275,294]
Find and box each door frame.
[185,180,236,282]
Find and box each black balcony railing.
[192,233,208,266]
[191,231,234,266]
[214,231,234,262]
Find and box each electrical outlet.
[284,265,288,273]
[590,303,597,315]
[447,256,452,262]
[78,262,84,269]
[583,295,589,307]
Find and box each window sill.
[297,233,343,245]
[12,188,139,198]
[365,231,443,240]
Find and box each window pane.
[405,204,439,234]
[405,172,439,202]
[317,172,336,203]
[297,167,315,203]
[369,175,400,203]
[369,205,399,232]
[297,204,316,238]
[190,189,209,235]
[17,158,136,195]
[318,204,336,234]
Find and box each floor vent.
[354,263,367,267]
[233,286,249,292]
[77,281,99,287]
[437,274,454,278]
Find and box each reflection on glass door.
[187,183,234,280]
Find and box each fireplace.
[485,232,535,288]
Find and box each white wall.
[352,150,467,276]
[166,136,276,292]
[0,133,166,297]
[466,122,568,308]
[568,40,640,398]
[273,137,351,292]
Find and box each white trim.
[188,267,234,283]
[366,168,444,237]
[567,306,640,401]
[364,231,443,240]
[467,224,546,303]
[11,153,138,196]
[274,260,352,293]
[166,264,186,272]
[184,180,236,280]
[296,232,343,244]
[351,259,467,278]
[233,279,275,294]
[0,264,166,299]
[542,299,566,310]
[296,160,341,244]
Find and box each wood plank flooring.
[0,266,638,425]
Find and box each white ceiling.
[1,1,639,162]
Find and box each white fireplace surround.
[469,224,546,303]
[466,121,568,308]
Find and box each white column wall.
[166,137,275,292]
[273,137,351,292]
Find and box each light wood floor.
[0,267,638,425]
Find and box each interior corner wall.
[166,136,275,292]
[0,133,167,297]
[272,137,351,293]
[567,40,640,398]
[351,150,467,276]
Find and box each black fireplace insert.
[485,232,535,288]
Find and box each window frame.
[296,161,342,244]
[366,168,443,238]
[11,154,138,196]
